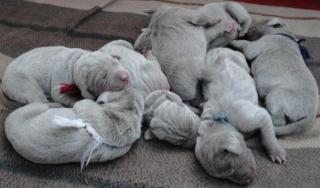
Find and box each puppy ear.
[144,9,155,15]
[267,18,287,28]
[165,92,182,103]
[144,129,155,140]
[197,121,212,137]
[96,92,109,104]
[224,137,242,155]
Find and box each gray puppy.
[98,40,170,98]
[134,2,252,102]
[197,2,252,47]
[231,18,319,136]
[195,48,286,185]
[5,87,143,169]
[2,46,130,109]
[143,90,200,148]
[196,119,256,185]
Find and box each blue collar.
[275,33,311,60]
[212,112,237,131]
[212,112,229,124]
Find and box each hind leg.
[3,76,48,104]
[228,100,287,163]
[10,103,50,120]
[265,87,297,127]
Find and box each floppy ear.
[267,18,287,28]
[144,129,155,140]
[144,9,155,15]
[73,54,97,100]
[197,121,213,137]
[134,30,152,52]
[224,137,242,155]
[96,92,110,105]
[165,92,182,103]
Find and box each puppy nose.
[245,177,254,185]
[117,70,129,84]
[244,168,256,185]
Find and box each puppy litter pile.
[1,2,318,186]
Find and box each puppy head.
[83,52,130,97]
[139,53,170,98]
[197,4,242,47]
[143,90,181,124]
[195,120,256,185]
[144,98,200,148]
[204,18,240,48]
[95,87,144,146]
[245,18,289,41]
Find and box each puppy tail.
[274,116,310,136]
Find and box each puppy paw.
[226,21,241,33]
[47,102,63,108]
[229,40,248,50]
[268,146,287,164]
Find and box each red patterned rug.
[236,0,320,10]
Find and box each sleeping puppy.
[196,119,256,185]
[98,40,170,98]
[143,90,200,148]
[231,18,319,136]
[197,2,252,48]
[5,87,143,169]
[2,46,129,109]
[134,2,251,103]
[195,48,286,185]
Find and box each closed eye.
[204,23,213,29]
[102,74,107,79]
[271,23,282,28]
[111,55,121,60]
[97,101,104,105]
[187,21,214,29]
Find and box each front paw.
[229,40,246,50]
[226,21,241,33]
[47,102,63,108]
[63,100,76,107]
[239,18,252,37]
[268,145,287,164]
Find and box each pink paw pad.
[226,22,241,33]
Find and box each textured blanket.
[1,0,320,187]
